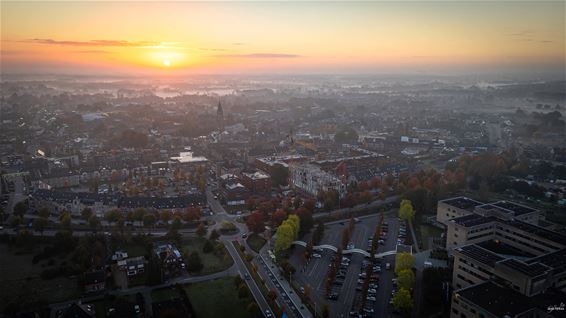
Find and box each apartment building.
[441,197,566,318]
[451,281,566,318]
[289,163,346,198]
[241,171,271,193]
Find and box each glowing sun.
[162,59,171,67]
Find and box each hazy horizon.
[2,1,564,78]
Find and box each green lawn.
[181,237,234,275]
[0,244,81,311]
[115,243,148,258]
[184,277,254,318]
[128,272,147,287]
[246,234,266,253]
[151,287,182,303]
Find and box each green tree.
[105,209,121,223]
[397,269,415,290]
[209,229,220,241]
[247,302,260,317]
[392,288,413,313]
[60,211,72,231]
[398,199,415,221]
[33,217,48,235]
[287,214,300,238]
[238,284,250,298]
[322,304,330,318]
[133,208,146,222]
[171,216,182,230]
[274,222,294,253]
[143,213,156,227]
[81,207,93,221]
[13,201,28,217]
[234,275,244,287]
[395,252,415,274]
[88,215,101,230]
[186,251,203,272]
[196,223,206,237]
[202,239,214,253]
[38,207,50,218]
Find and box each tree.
[60,212,72,231]
[395,252,415,274]
[267,289,277,303]
[202,239,214,253]
[88,215,101,230]
[209,229,220,241]
[105,209,121,223]
[359,190,373,203]
[274,222,294,253]
[185,207,201,222]
[159,210,172,223]
[341,228,351,249]
[143,213,156,227]
[295,207,314,231]
[186,251,203,272]
[287,214,300,237]
[322,304,330,318]
[246,211,265,234]
[165,228,182,245]
[133,208,146,222]
[398,199,415,221]
[196,223,207,237]
[238,284,250,298]
[81,207,93,221]
[392,288,413,313]
[397,269,415,290]
[234,275,244,287]
[13,201,28,218]
[38,207,50,218]
[312,221,324,245]
[247,302,260,317]
[271,163,289,186]
[33,217,48,235]
[271,209,287,227]
[171,216,182,230]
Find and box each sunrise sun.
[162,59,171,67]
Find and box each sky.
[1,1,564,76]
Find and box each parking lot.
[289,214,407,318]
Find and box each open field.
[184,277,254,318]
[0,244,81,311]
[181,237,233,275]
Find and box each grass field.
[115,242,148,258]
[0,244,82,311]
[152,287,182,303]
[246,234,266,253]
[181,237,233,275]
[184,277,254,318]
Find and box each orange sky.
[1,1,564,75]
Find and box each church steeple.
[216,101,224,131]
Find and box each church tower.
[216,101,224,131]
